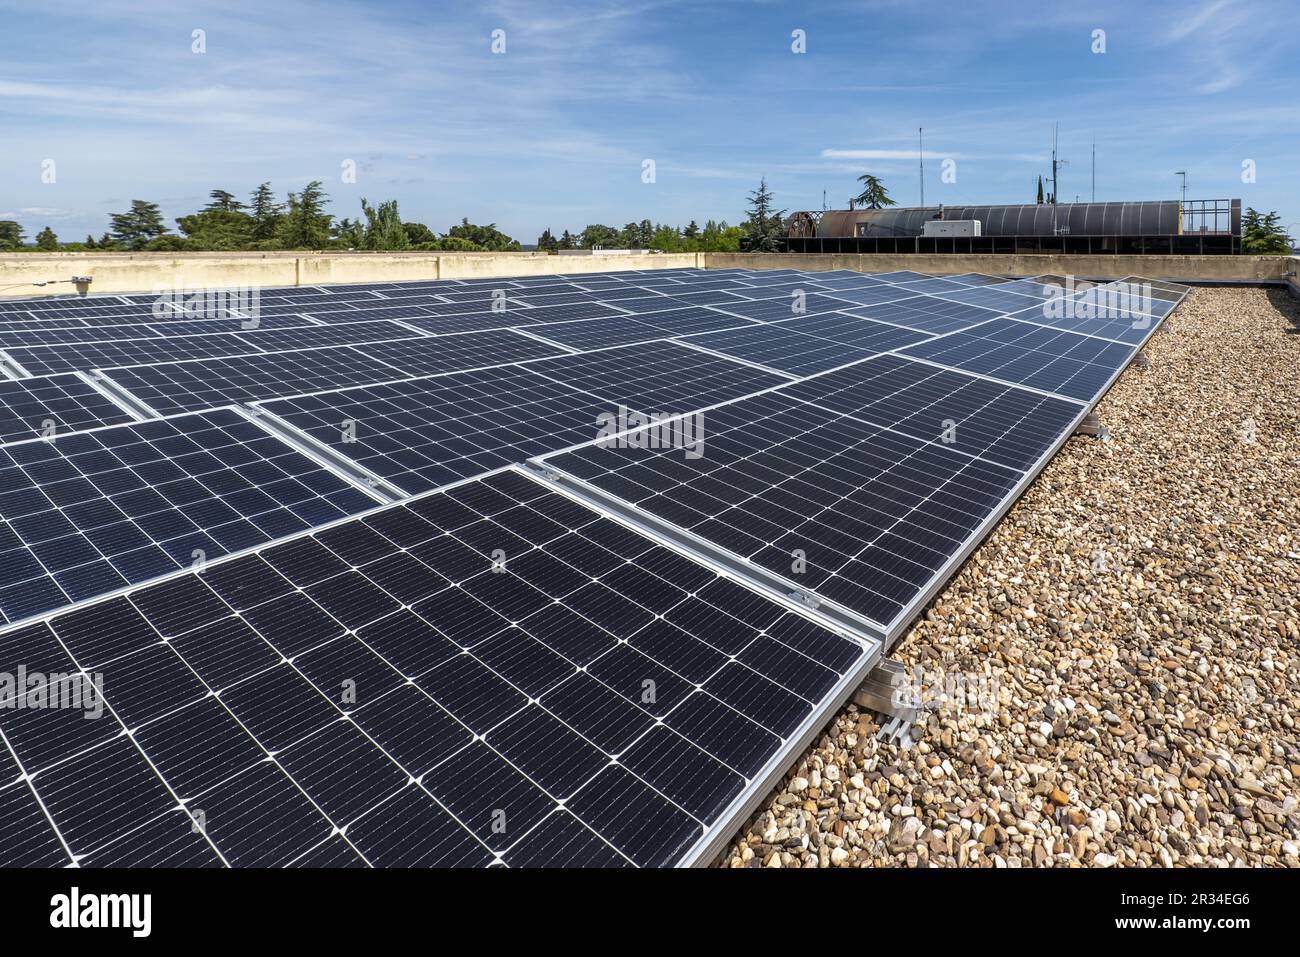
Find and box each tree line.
[0,178,799,255]
[0,183,522,253]
[7,174,1282,255]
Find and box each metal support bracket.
[852,658,920,723]
[1074,411,1110,441]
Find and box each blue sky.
[1,0,1296,244]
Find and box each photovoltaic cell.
[0,408,374,625]
[0,374,137,444]
[541,389,1024,631]
[0,469,870,868]
[775,353,1084,471]
[899,317,1138,401]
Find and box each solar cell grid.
[0,408,375,626]
[0,469,870,867]
[540,388,1025,631]
[0,266,1182,867]
[776,353,1084,470]
[899,316,1139,401]
[837,295,1005,334]
[0,373,138,445]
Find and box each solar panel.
[255,367,614,493]
[3,334,266,376]
[837,295,1006,334]
[0,408,376,626]
[255,342,786,494]
[0,469,874,867]
[703,294,852,323]
[539,389,1026,633]
[0,373,138,444]
[0,266,1184,867]
[676,319,917,376]
[527,308,755,351]
[776,353,1083,470]
[898,317,1140,401]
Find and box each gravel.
[720,286,1300,868]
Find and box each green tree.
[558,229,578,250]
[616,222,640,248]
[110,200,168,249]
[356,199,410,250]
[403,222,437,246]
[204,189,245,212]
[144,234,189,251]
[176,205,254,250]
[651,223,681,252]
[536,228,559,251]
[35,227,59,250]
[580,224,619,249]
[1036,176,1045,205]
[853,173,896,209]
[743,178,787,252]
[683,220,700,240]
[278,181,333,249]
[435,236,485,251]
[0,221,26,249]
[83,234,98,249]
[444,218,520,251]
[248,182,285,242]
[1241,208,1293,255]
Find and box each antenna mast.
[1091,133,1096,203]
[918,127,925,208]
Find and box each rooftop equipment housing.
[784,199,1241,255]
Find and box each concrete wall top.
[0,251,702,298]
[1,249,1290,298]
[701,252,1293,283]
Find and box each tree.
[358,198,410,250]
[35,227,59,250]
[176,204,254,250]
[110,200,168,249]
[248,182,285,242]
[403,222,437,246]
[204,189,245,212]
[1036,176,1045,205]
[83,234,98,249]
[558,229,577,250]
[435,236,485,251]
[651,223,681,252]
[853,173,896,210]
[683,220,700,240]
[0,221,25,249]
[145,234,189,251]
[616,222,640,248]
[278,181,332,249]
[536,228,559,252]
[444,218,520,251]
[1241,208,1294,255]
[580,224,619,249]
[743,178,787,252]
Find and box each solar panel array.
[0,266,1187,867]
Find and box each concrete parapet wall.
[701,252,1293,283]
[0,251,702,298]
[0,249,1288,298]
